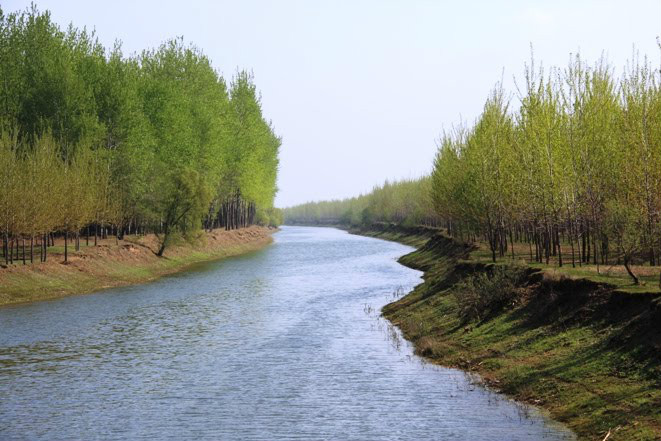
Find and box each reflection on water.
[0,226,574,441]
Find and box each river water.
[0,226,574,440]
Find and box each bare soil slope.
[0,227,274,306]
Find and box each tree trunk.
[623,256,639,285]
[586,225,591,263]
[593,231,598,265]
[509,228,515,260]
[555,226,563,267]
[157,228,169,257]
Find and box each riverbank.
[348,223,661,441]
[0,226,275,307]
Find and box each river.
[0,226,574,440]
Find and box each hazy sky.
[5,0,660,207]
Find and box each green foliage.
[604,201,644,256]
[0,5,280,259]
[430,53,661,277]
[283,177,441,227]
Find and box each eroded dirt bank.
[0,227,275,307]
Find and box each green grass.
[348,223,441,249]
[529,264,660,294]
[386,282,660,440]
[470,247,661,295]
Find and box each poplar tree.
[0,5,282,262]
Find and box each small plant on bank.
[451,265,529,322]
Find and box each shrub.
[452,265,529,322]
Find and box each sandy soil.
[0,226,275,306]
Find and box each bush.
[452,265,529,322]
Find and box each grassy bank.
[347,223,439,248]
[350,224,661,441]
[0,226,275,307]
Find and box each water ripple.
[0,226,574,440]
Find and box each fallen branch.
[601,429,611,441]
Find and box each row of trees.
[285,52,660,286]
[283,178,441,227]
[431,54,660,284]
[0,5,280,262]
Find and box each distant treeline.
[286,53,661,284]
[0,5,281,262]
[283,177,441,227]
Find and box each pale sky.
[5,0,661,207]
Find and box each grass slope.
[352,224,660,441]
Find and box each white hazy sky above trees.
[6,0,660,207]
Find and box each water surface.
[0,226,574,440]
